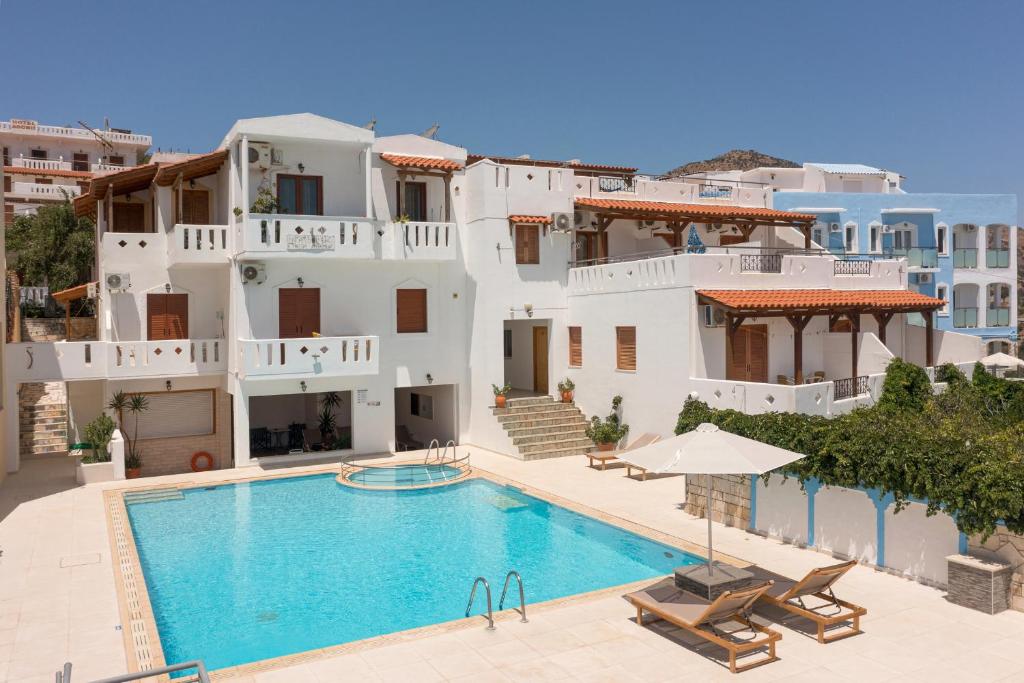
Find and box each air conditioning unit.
[105,273,130,293]
[965,224,977,232]
[270,148,285,166]
[248,143,271,168]
[881,224,894,233]
[829,222,841,232]
[551,212,573,232]
[86,282,98,299]
[701,304,727,328]
[917,273,933,284]
[239,262,267,285]
[573,210,588,227]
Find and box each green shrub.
[876,358,932,413]
[83,414,116,462]
[585,395,629,445]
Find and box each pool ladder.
[425,438,456,464]
[465,570,527,629]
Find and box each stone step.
[506,419,590,438]
[512,428,589,446]
[495,405,582,421]
[518,437,594,455]
[498,414,589,430]
[521,444,595,461]
[504,396,556,407]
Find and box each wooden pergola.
[696,289,946,384]
[51,282,96,340]
[380,154,463,223]
[574,197,818,261]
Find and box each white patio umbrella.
[980,352,1024,369]
[617,423,804,575]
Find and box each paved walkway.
[1,448,1023,682]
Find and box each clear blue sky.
[3,0,1021,213]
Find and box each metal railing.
[597,175,636,193]
[833,375,869,401]
[739,253,782,273]
[953,248,978,268]
[987,307,1011,327]
[424,438,457,464]
[466,576,495,629]
[953,307,978,328]
[571,243,831,268]
[834,259,872,276]
[986,249,1011,268]
[339,453,472,488]
[887,246,938,269]
[56,660,210,683]
[499,570,528,623]
[698,183,734,199]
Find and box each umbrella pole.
[706,472,713,576]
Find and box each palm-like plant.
[107,391,150,467]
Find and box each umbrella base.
[675,562,754,601]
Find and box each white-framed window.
[811,223,826,248]
[844,221,857,253]
[868,222,882,253]
[936,223,948,256]
[936,284,949,316]
[893,228,913,251]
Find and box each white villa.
[2,118,152,223]
[2,113,987,478]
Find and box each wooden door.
[181,189,210,225]
[278,288,320,338]
[726,324,768,383]
[532,326,549,394]
[147,293,189,340]
[113,203,145,232]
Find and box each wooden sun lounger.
[625,578,781,674]
[748,560,866,643]
[586,433,660,470]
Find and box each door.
[395,181,427,221]
[532,326,549,394]
[180,189,210,225]
[113,203,145,232]
[278,288,320,338]
[147,293,189,340]
[726,324,768,383]
[277,175,323,215]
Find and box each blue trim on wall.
[958,532,969,554]
[748,474,759,531]
[866,489,896,567]
[804,478,821,546]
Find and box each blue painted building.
[773,189,1018,351]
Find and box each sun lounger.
[748,560,866,643]
[625,578,781,674]
[586,433,660,470]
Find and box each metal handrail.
[58,659,210,683]
[424,438,441,463]
[440,439,456,463]
[498,570,528,623]
[340,453,472,488]
[465,576,495,629]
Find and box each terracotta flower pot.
[495,395,507,408]
[597,443,615,452]
[561,391,574,403]
[126,468,142,479]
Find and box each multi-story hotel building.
[2,113,990,477]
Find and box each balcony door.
[279,288,320,338]
[147,293,189,340]
[396,181,427,222]
[277,175,323,216]
[726,324,768,383]
[112,203,145,232]
[179,189,210,225]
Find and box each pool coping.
[104,464,749,680]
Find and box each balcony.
[888,247,938,269]
[5,339,226,383]
[241,215,378,258]
[987,307,1011,327]
[91,162,130,175]
[10,158,72,171]
[953,248,978,269]
[383,221,456,261]
[101,232,167,266]
[11,182,81,199]
[0,120,152,146]
[986,249,1011,268]
[953,307,978,328]
[238,336,379,379]
[168,224,232,266]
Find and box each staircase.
[493,396,594,461]
[19,381,69,458]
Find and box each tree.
[7,199,95,292]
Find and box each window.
[615,326,636,371]
[30,149,47,160]
[869,223,880,253]
[936,284,949,316]
[575,231,608,264]
[396,181,427,222]
[3,175,10,193]
[35,177,52,185]
[72,152,89,172]
[811,225,826,247]
[396,288,427,333]
[133,390,215,440]
[568,326,582,367]
[410,392,433,419]
[277,174,323,215]
[936,224,948,255]
[844,223,856,253]
[2,147,9,165]
[515,224,540,264]
[503,329,512,359]
[107,154,125,166]
[893,229,913,251]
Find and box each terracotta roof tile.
[380,154,463,172]
[508,215,552,224]
[467,154,637,173]
[697,289,945,312]
[575,197,816,223]
[3,166,93,179]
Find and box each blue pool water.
[126,475,700,671]
[347,463,461,486]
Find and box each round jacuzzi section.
[348,464,461,487]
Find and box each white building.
[2,118,151,223]
[1,113,987,477]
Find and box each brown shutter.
[147,293,167,340]
[615,326,636,371]
[568,326,582,367]
[726,328,746,381]
[147,293,188,340]
[515,224,539,264]
[396,289,427,333]
[748,325,768,383]
[279,288,320,338]
[113,203,145,232]
[181,190,210,225]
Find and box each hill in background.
[667,149,798,177]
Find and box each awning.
[51,282,95,304]
[574,197,816,227]
[380,153,462,172]
[154,149,229,186]
[73,163,159,217]
[508,215,552,224]
[697,288,945,315]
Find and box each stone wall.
[131,389,232,477]
[968,526,1024,611]
[685,473,751,528]
[20,317,97,342]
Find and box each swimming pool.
[345,463,463,487]
[125,474,701,671]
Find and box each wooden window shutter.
[147,293,167,340]
[568,326,582,367]
[396,288,427,333]
[616,326,636,371]
[147,293,188,340]
[515,224,539,264]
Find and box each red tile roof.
[697,289,946,312]
[575,198,816,223]
[380,154,463,172]
[508,215,552,224]
[467,154,637,174]
[4,166,93,179]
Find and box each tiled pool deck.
[3,448,1024,681]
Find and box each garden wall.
[969,527,1024,611]
[684,474,750,528]
[20,317,97,342]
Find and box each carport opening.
[394,384,457,451]
[249,391,352,456]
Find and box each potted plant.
[250,186,279,214]
[557,377,575,403]
[585,395,629,451]
[393,213,411,224]
[76,414,116,484]
[492,383,511,408]
[108,391,150,479]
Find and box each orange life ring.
[190,451,214,472]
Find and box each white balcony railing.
[91,162,130,174]
[101,232,167,265]
[238,336,379,379]
[242,215,379,258]
[384,221,456,260]
[11,158,72,171]
[168,224,232,265]
[5,339,226,383]
[688,377,833,416]
[11,182,81,198]
[0,120,152,146]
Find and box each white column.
[364,146,372,218]
[240,136,249,222]
[4,382,19,473]
[232,384,251,467]
[110,430,125,480]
